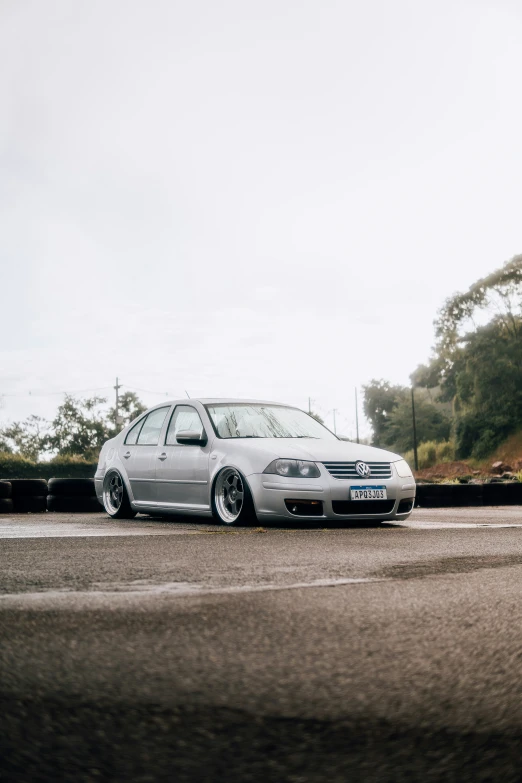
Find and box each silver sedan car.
[95,399,416,525]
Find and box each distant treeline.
[0,454,98,479]
[364,254,522,460]
[0,391,146,463]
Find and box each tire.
[9,479,48,498]
[47,495,103,513]
[0,498,14,514]
[102,471,137,519]
[12,496,47,514]
[0,481,12,499]
[212,467,257,526]
[47,478,96,497]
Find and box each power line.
[0,386,113,398]
[122,384,174,397]
[0,382,182,400]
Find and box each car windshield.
[205,404,338,440]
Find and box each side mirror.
[176,430,207,446]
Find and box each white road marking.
[0,577,384,606]
[0,526,203,538]
[392,522,522,529]
[0,519,211,538]
[1,507,522,538]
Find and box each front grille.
[332,500,395,515]
[322,462,392,480]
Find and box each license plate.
[350,485,387,500]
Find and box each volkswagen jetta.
[95,399,416,524]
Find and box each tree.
[435,254,522,362]
[0,392,147,461]
[411,254,522,458]
[384,393,451,453]
[0,432,13,454]
[44,395,111,459]
[107,391,146,435]
[363,380,451,453]
[449,321,522,457]
[0,415,49,460]
[309,410,325,425]
[362,380,405,447]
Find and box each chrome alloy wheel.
[103,472,124,515]
[215,468,245,524]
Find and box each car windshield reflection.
[205,404,337,440]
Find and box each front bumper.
[247,468,416,522]
[94,471,104,503]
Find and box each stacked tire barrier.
[1,477,522,513]
[10,480,48,513]
[416,482,522,508]
[47,478,101,512]
[0,478,102,513]
[0,480,13,514]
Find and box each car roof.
[150,398,297,409]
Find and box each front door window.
[165,405,204,445]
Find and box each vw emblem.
[355,461,371,478]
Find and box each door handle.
[158,453,168,461]
[123,451,131,459]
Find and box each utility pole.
[308,397,311,415]
[411,386,419,472]
[333,408,337,435]
[114,377,121,428]
[355,387,360,444]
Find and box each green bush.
[0,452,98,479]
[403,440,455,470]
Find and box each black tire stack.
[0,480,13,514]
[47,478,102,513]
[10,479,48,513]
[416,482,522,508]
[483,482,522,506]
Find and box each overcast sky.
[1,0,521,438]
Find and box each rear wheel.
[103,471,136,519]
[212,468,256,526]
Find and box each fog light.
[285,499,323,516]
[397,498,414,514]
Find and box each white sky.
[1,0,521,439]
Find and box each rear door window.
[136,407,170,446]
[125,418,145,445]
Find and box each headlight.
[394,459,413,478]
[263,459,321,478]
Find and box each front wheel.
[103,471,137,519]
[212,468,257,526]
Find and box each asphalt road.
[2,507,522,782]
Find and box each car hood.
[234,438,400,463]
